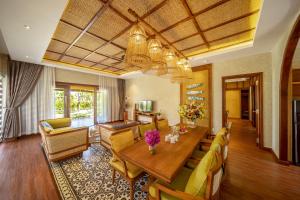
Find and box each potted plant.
[145,130,160,155]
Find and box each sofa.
[97,121,140,149]
[39,118,89,161]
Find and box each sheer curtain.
[98,76,119,123]
[20,66,55,135]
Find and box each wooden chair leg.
[129,180,134,200]
[112,168,116,184]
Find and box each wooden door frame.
[279,15,300,163]
[222,72,264,149]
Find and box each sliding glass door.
[54,83,100,127]
[70,90,94,127]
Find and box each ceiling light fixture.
[125,9,192,82]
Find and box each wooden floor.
[1,119,300,200]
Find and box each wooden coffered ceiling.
[43,0,262,75]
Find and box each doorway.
[222,73,264,148]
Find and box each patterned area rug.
[49,144,148,200]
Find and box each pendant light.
[125,23,150,69]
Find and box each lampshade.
[171,58,193,83]
[125,24,150,69]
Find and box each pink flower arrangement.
[145,130,160,147]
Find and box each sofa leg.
[129,180,134,200]
[112,169,115,184]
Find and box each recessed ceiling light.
[24,25,31,30]
[25,56,29,58]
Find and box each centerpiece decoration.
[178,102,205,128]
[145,130,160,155]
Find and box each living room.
[1,0,300,200]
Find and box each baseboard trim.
[261,147,291,166]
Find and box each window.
[54,89,65,118]
[54,83,100,127]
[70,90,94,127]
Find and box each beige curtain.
[1,60,43,139]
[98,76,120,122]
[117,79,125,120]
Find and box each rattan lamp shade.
[146,38,167,75]
[125,24,150,69]
[171,58,192,83]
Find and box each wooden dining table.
[119,126,208,183]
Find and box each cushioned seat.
[109,159,143,179]
[138,122,156,138]
[149,167,193,200]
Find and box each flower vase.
[187,119,197,128]
[149,145,156,155]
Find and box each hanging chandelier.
[125,23,150,69]
[147,38,167,75]
[124,10,192,82]
[171,58,193,83]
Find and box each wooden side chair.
[109,130,144,200]
[148,150,223,200]
[138,122,156,138]
[156,119,170,131]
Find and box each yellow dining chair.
[157,119,170,131]
[138,122,156,138]
[187,128,229,169]
[109,130,144,200]
[148,149,223,200]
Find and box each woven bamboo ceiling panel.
[43,0,262,75]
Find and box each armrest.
[45,127,88,137]
[155,183,204,200]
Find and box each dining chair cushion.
[149,167,193,200]
[185,150,220,197]
[157,119,170,131]
[109,159,143,179]
[110,130,134,161]
[138,123,156,138]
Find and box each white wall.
[212,53,273,148]
[55,68,99,85]
[126,75,180,126]
[271,11,300,157]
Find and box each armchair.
[39,118,89,161]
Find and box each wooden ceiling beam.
[208,28,255,43]
[76,0,169,66]
[171,32,198,44]
[181,0,209,48]
[202,10,260,32]
[159,0,229,34]
[51,38,122,62]
[58,0,113,61]
[46,49,124,71]
[193,0,230,16]
[181,28,255,52]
